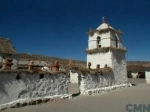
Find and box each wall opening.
[39,74,44,79]
[115,36,118,48]
[97,36,101,48]
[16,74,21,80]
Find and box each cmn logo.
[126,104,150,112]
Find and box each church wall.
[110,32,123,49]
[100,32,111,47]
[87,51,127,85]
[88,39,97,49]
[88,32,111,49]
[111,51,127,84]
[87,51,112,68]
[0,71,68,109]
[69,71,78,83]
[79,72,131,95]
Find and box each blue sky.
[0,0,150,61]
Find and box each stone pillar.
[51,61,59,71]
[88,62,91,69]
[68,58,73,65]
[104,64,108,68]
[1,58,13,70]
[96,64,100,69]
[28,61,34,71]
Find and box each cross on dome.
[102,17,106,23]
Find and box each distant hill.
[18,53,150,67]
[18,53,86,67]
[127,61,150,65]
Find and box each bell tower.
[86,17,127,84]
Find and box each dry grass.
[87,28,122,36]
[127,65,150,72]
[86,47,127,54]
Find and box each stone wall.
[111,51,127,85]
[0,71,69,109]
[79,71,131,95]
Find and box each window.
[97,36,101,48]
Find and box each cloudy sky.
[0,0,150,61]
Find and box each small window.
[16,74,21,80]
[39,74,44,79]
[97,36,101,48]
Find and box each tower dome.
[97,17,114,30]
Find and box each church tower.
[86,17,127,84]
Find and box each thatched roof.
[86,47,127,54]
[0,37,16,54]
[127,65,150,72]
[66,64,112,74]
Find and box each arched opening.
[97,36,101,48]
[115,36,118,48]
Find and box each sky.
[0,0,150,61]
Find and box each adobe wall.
[79,72,131,95]
[0,71,69,109]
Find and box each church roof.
[0,37,17,54]
[97,17,114,30]
[87,17,122,36]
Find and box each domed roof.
[97,17,114,30]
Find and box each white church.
[86,17,127,84]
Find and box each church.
[86,17,127,85]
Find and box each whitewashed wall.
[111,51,127,85]
[88,32,111,49]
[79,72,130,95]
[70,71,78,83]
[88,31,123,49]
[110,32,123,49]
[87,51,112,68]
[145,71,150,83]
[0,72,68,108]
[87,51,127,85]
